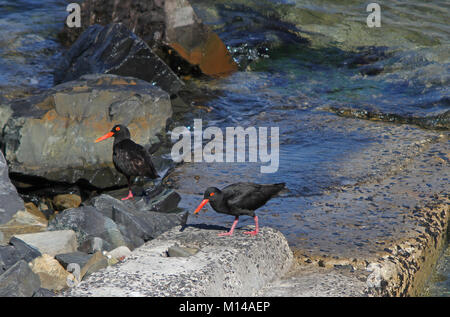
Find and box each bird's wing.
[223,183,271,211]
[114,140,158,178]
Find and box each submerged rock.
[58,0,237,77]
[54,23,184,95]
[0,260,41,297]
[0,150,25,225]
[191,1,309,69]
[328,107,450,130]
[0,74,172,188]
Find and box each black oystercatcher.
[193,182,285,236]
[95,124,159,200]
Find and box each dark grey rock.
[0,150,25,224]
[48,206,127,250]
[9,236,42,261]
[55,251,92,270]
[88,194,188,249]
[0,260,41,297]
[32,288,56,297]
[54,23,184,95]
[142,188,181,213]
[0,237,41,274]
[78,237,112,254]
[58,0,237,77]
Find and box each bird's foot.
[243,230,258,236]
[121,190,134,201]
[218,231,234,237]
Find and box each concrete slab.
[63,225,293,296]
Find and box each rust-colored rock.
[53,194,82,211]
[59,0,237,77]
[1,74,172,188]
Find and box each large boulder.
[59,0,237,77]
[0,150,25,225]
[0,74,172,188]
[54,23,184,95]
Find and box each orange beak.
[194,199,209,214]
[95,131,114,143]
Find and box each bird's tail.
[267,183,286,196]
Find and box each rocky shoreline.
[0,0,449,297]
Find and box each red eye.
[210,192,215,197]
[115,126,120,131]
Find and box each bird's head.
[95,124,130,143]
[193,187,222,214]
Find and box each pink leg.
[244,216,259,236]
[218,217,239,237]
[121,190,134,201]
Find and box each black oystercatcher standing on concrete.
[95,124,159,200]
[193,182,285,236]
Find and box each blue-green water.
[0,0,448,296]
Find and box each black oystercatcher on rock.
[194,182,285,236]
[95,124,159,200]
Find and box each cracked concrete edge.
[62,226,294,297]
[291,196,449,297]
[365,197,449,296]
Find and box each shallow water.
[0,0,66,92]
[0,0,448,295]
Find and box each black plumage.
[194,182,285,236]
[95,124,159,200]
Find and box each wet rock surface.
[190,0,309,69]
[54,23,184,95]
[63,225,293,296]
[256,264,368,297]
[328,107,450,131]
[59,0,237,77]
[0,74,172,188]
